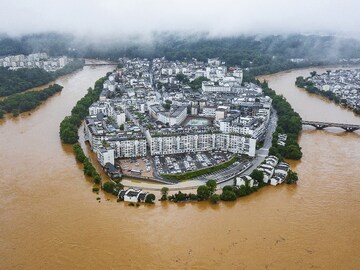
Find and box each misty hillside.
[1,32,360,72]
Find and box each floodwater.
[0,66,359,269]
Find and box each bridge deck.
[302,120,360,131]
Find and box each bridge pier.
[314,125,328,130]
[342,127,359,132]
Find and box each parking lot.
[117,151,252,182]
[118,157,154,178]
[153,151,233,175]
[194,160,252,183]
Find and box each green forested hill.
[0,59,84,97]
[0,84,63,116]
[0,67,53,96]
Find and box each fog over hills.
[1,0,360,39]
[1,0,360,72]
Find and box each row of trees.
[0,59,84,97]
[0,84,63,117]
[59,76,107,144]
[258,80,303,160]
[160,168,295,204]
[162,180,217,203]
[161,179,259,204]
[160,156,239,181]
[73,144,101,184]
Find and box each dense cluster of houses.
[257,156,289,186]
[83,57,273,177]
[235,155,289,187]
[309,69,360,110]
[0,53,71,72]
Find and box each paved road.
[212,109,277,188]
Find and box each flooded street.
[0,66,359,269]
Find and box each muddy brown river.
[0,65,359,269]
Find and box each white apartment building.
[149,105,187,126]
[202,106,217,117]
[84,112,147,161]
[202,81,231,93]
[114,111,126,126]
[88,101,126,127]
[97,148,115,166]
[114,138,147,158]
[219,120,266,140]
[148,131,256,157]
[89,101,114,116]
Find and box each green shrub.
[73,144,86,163]
[12,109,19,117]
[197,185,211,201]
[206,180,217,195]
[145,193,156,204]
[250,169,264,182]
[102,181,115,193]
[188,193,198,201]
[93,174,101,184]
[286,169,299,184]
[210,194,220,204]
[220,190,237,201]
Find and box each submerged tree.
[160,187,169,201]
[197,185,211,201]
[206,179,217,195]
[286,170,299,184]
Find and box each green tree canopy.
[210,194,220,204]
[286,170,299,184]
[250,169,264,182]
[220,190,237,201]
[103,181,116,193]
[145,193,156,203]
[197,185,211,201]
[206,180,217,195]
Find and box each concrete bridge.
[302,120,360,132]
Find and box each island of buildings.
[83,57,287,189]
[305,69,360,112]
[0,53,73,72]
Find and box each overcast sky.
[1,0,360,38]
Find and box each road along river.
[0,65,359,269]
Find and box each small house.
[118,188,149,203]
